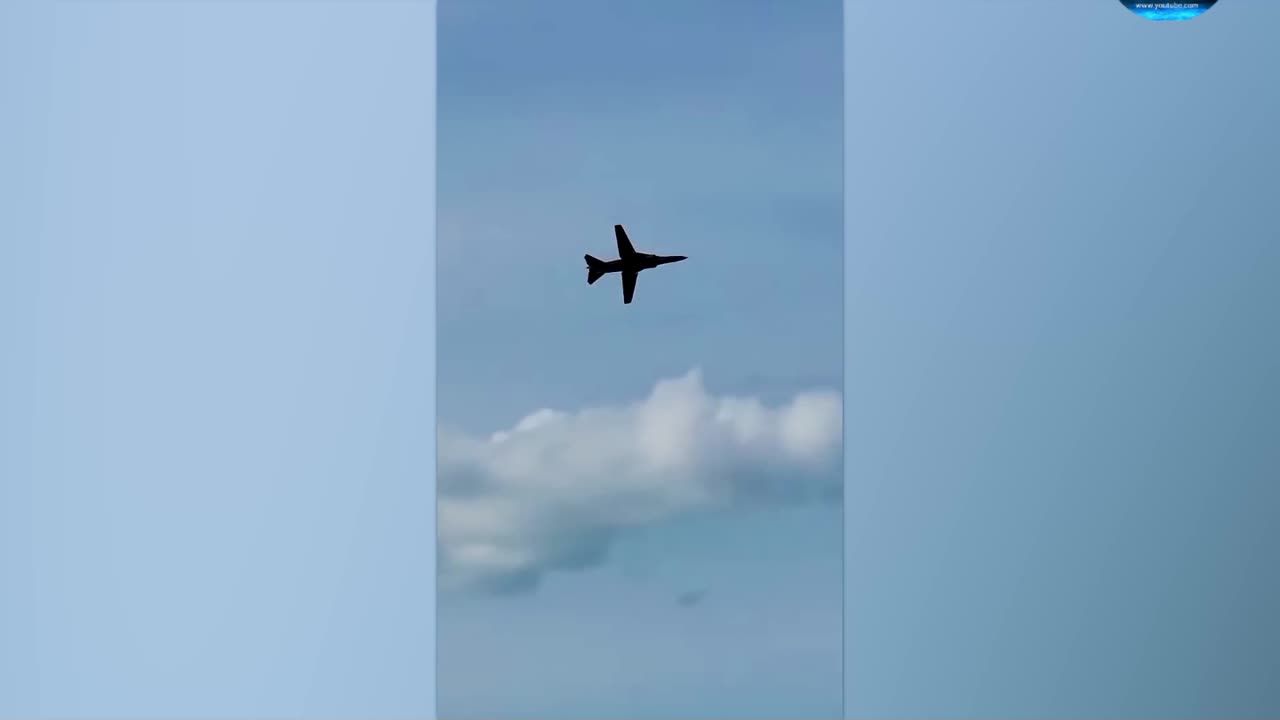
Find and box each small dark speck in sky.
[676,589,707,608]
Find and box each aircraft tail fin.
[585,254,606,285]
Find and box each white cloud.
[438,369,841,593]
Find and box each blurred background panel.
[0,1,436,716]
[845,2,1280,717]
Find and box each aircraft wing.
[622,270,637,304]
[615,224,636,258]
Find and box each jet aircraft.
[584,225,687,304]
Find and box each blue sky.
[437,1,843,718]
[2,2,435,716]
[438,1,842,431]
[846,2,1280,717]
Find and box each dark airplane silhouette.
[584,225,687,304]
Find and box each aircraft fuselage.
[590,253,688,275]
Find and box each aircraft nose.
[673,255,688,262]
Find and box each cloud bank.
[438,369,841,593]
